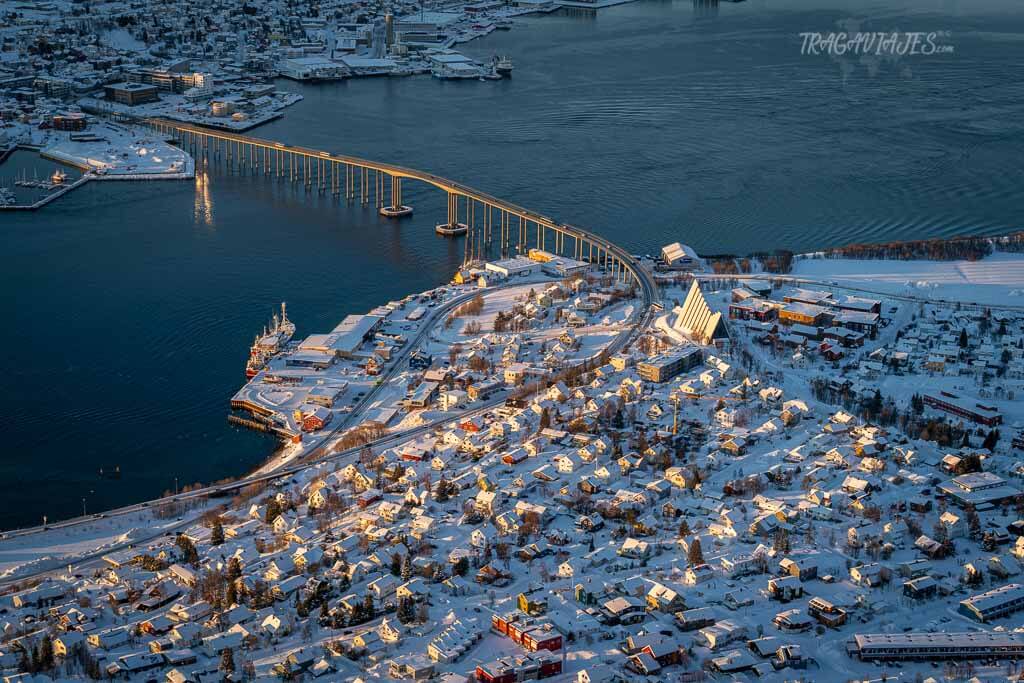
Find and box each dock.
[0,174,91,211]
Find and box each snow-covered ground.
[0,511,187,580]
[791,252,1024,306]
[41,121,194,178]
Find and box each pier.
[0,174,91,211]
[146,117,656,298]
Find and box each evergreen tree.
[773,528,791,554]
[176,534,199,565]
[678,520,691,538]
[38,634,54,672]
[362,593,374,619]
[435,476,450,503]
[958,328,968,348]
[401,555,412,581]
[687,538,704,566]
[227,556,242,581]
[264,498,282,524]
[220,648,235,675]
[211,520,225,546]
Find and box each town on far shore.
[4,233,1024,683]
[1,0,615,208]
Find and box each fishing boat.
[245,302,296,378]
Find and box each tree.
[227,556,243,581]
[539,407,551,431]
[362,593,374,620]
[397,597,415,624]
[773,528,791,554]
[958,328,968,349]
[264,498,282,525]
[37,635,54,672]
[176,534,199,565]
[678,520,691,538]
[220,648,235,675]
[687,538,704,566]
[211,520,225,546]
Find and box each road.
[696,272,1024,313]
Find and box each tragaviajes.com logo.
[800,31,955,57]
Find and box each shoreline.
[4,229,1022,535]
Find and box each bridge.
[146,118,657,301]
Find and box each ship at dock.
[245,302,295,378]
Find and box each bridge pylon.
[379,175,413,218]
[435,191,468,237]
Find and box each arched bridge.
[147,118,658,306]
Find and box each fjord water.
[3,0,1024,528]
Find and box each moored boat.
[245,302,295,378]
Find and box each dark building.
[104,82,159,106]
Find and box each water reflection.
[194,169,214,227]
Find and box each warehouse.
[485,258,540,278]
[330,314,385,357]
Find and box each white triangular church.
[671,281,728,345]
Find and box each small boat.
[495,56,514,76]
[98,465,122,479]
[0,188,14,206]
[50,169,68,185]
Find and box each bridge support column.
[436,192,467,238]
[380,175,413,218]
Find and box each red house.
[522,626,562,652]
[301,406,332,432]
[476,653,561,683]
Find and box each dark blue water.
[3,0,1023,528]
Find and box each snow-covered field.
[792,252,1024,306]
